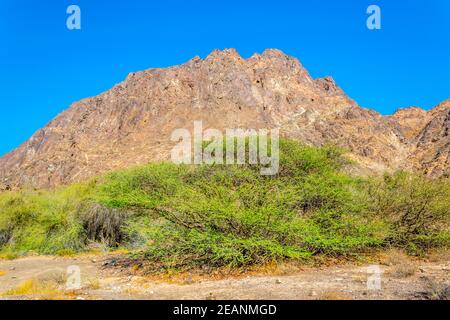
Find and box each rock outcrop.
[0,49,448,189]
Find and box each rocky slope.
[0,49,448,189]
[396,100,450,177]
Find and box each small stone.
[275,279,282,284]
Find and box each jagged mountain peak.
[0,49,448,189]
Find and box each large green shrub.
[0,139,448,268]
[366,172,450,253]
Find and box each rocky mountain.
[0,49,448,189]
[393,100,450,177]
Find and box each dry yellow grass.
[392,262,417,278]
[0,252,19,260]
[2,278,66,299]
[87,278,100,290]
[426,248,450,263]
[0,270,6,277]
[123,287,143,295]
[318,291,353,300]
[134,260,309,285]
[380,249,417,278]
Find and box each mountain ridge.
[1,48,449,189]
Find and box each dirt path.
[0,253,448,300]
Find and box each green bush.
[366,172,450,253]
[0,139,448,269]
[0,186,89,255]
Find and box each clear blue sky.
[1,0,449,156]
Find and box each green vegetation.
[0,139,448,271]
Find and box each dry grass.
[55,249,77,257]
[123,286,143,295]
[379,249,417,278]
[0,270,6,277]
[317,291,353,300]
[2,278,64,299]
[87,278,100,290]
[392,263,416,278]
[379,249,409,265]
[426,248,450,263]
[0,252,19,260]
[129,260,307,284]
[36,270,66,285]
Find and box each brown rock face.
[407,101,450,177]
[0,49,448,189]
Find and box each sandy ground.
[0,252,448,300]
